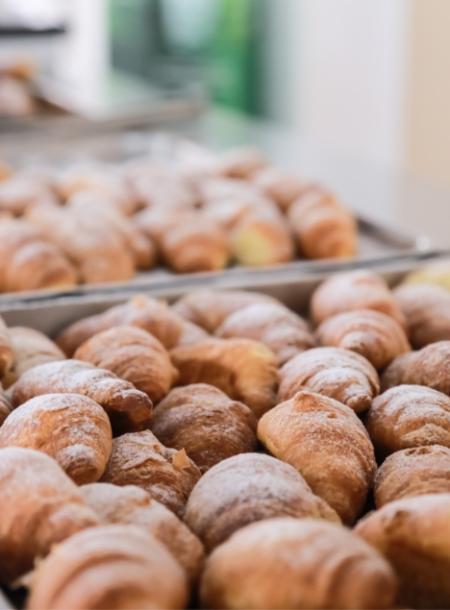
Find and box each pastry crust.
[175,319,210,347]
[257,390,376,523]
[311,270,405,326]
[278,346,379,413]
[317,308,410,370]
[184,453,339,551]
[374,445,450,507]
[170,338,278,418]
[0,447,99,583]
[0,314,13,377]
[27,525,188,610]
[75,325,178,403]
[201,517,397,610]
[152,384,257,472]
[355,493,450,609]
[0,393,112,484]
[366,385,450,456]
[81,483,204,581]
[10,359,153,435]
[101,429,201,517]
[56,294,182,356]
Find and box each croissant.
[311,270,405,326]
[366,385,450,456]
[176,319,210,347]
[81,483,204,581]
[374,445,450,507]
[202,189,274,231]
[258,390,376,523]
[355,493,450,609]
[10,359,153,435]
[216,146,268,179]
[184,453,339,551]
[0,174,57,216]
[27,525,188,610]
[231,215,295,267]
[134,206,196,247]
[288,189,357,259]
[101,430,201,517]
[2,326,64,388]
[251,166,311,210]
[74,325,178,403]
[317,309,410,370]
[278,346,379,413]
[216,302,316,364]
[0,315,13,377]
[0,384,10,425]
[56,295,182,356]
[173,289,278,332]
[201,517,397,610]
[0,393,112,484]
[152,384,256,472]
[394,283,450,347]
[382,341,450,395]
[0,447,99,583]
[0,217,77,292]
[170,338,278,418]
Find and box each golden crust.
[355,493,450,609]
[278,346,379,413]
[170,338,278,418]
[152,384,257,472]
[101,430,201,517]
[201,517,397,610]
[258,390,376,524]
[26,525,188,610]
[184,453,339,552]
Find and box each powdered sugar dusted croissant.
[10,359,153,435]
[278,346,379,413]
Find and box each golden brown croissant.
[74,325,178,403]
[355,493,450,609]
[101,430,201,517]
[288,189,357,259]
[81,483,204,581]
[258,390,376,523]
[0,447,99,583]
[176,319,210,347]
[27,525,188,610]
[201,517,397,610]
[278,346,379,413]
[56,295,183,356]
[0,383,11,425]
[311,270,405,326]
[10,359,153,435]
[366,385,450,456]
[3,326,64,388]
[381,341,450,395]
[216,146,268,179]
[216,302,316,364]
[152,384,256,472]
[374,445,450,507]
[184,453,339,551]
[172,289,279,333]
[394,283,450,347]
[251,166,311,210]
[170,338,278,418]
[316,308,410,370]
[0,217,77,292]
[0,315,13,377]
[0,393,112,484]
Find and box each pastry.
[0,447,98,583]
[152,384,257,472]
[184,452,339,551]
[0,174,57,216]
[56,295,182,356]
[317,309,410,370]
[355,493,450,608]
[134,206,196,247]
[251,166,311,210]
[170,338,278,418]
[81,483,204,581]
[101,429,201,517]
[203,190,275,231]
[27,525,188,610]
[0,393,112,484]
[10,359,153,435]
[216,147,268,179]
[0,314,13,377]
[175,319,210,347]
[201,517,397,610]
[74,325,178,403]
[278,346,379,413]
[258,390,376,523]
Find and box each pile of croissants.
[0,269,449,609]
[0,143,357,293]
